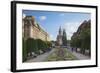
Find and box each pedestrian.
[72,48,74,52]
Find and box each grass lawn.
[46,48,77,61]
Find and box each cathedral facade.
[56,27,67,46]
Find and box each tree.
[71,20,91,55]
[80,28,91,54]
[37,39,48,52]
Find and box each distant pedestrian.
[76,48,77,52]
[72,48,74,52]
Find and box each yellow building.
[22,16,50,41]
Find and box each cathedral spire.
[59,26,62,35]
[56,26,63,46]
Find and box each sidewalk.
[25,48,56,62]
[67,48,90,60]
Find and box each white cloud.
[62,22,81,40]
[39,16,47,21]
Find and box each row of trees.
[22,38,52,62]
[71,20,91,56]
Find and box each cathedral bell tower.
[56,26,63,46]
[59,26,62,35]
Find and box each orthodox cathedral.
[56,26,67,46]
[56,27,63,46]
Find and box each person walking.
[72,47,74,52]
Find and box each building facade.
[22,16,50,41]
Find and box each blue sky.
[23,10,91,40]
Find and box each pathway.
[66,48,90,60]
[25,48,56,62]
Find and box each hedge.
[22,38,27,62]
[22,38,52,62]
[26,38,38,54]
